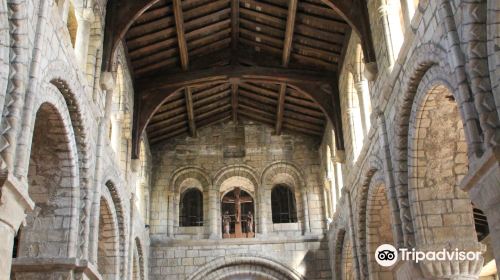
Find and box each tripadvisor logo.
[375,244,398,267]
[375,244,482,267]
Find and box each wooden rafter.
[184,87,197,137]
[275,83,287,134]
[282,0,298,66]
[231,0,239,51]
[137,65,334,91]
[230,78,239,123]
[172,0,189,70]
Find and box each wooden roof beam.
[282,0,298,66]
[231,0,239,51]
[173,0,189,70]
[184,87,197,137]
[275,83,287,135]
[136,65,335,92]
[230,78,239,123]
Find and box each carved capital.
[364,62,378,81]
[100,71,115,91]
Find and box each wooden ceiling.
[101,0,376,157]
[125,0,349,77]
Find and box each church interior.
[0,0,499,279]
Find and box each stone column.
[208,188,219,239]
[75,8,94,68]
[167,193,174,237]
[378,3,403,68]
[111,115,123,162]
[354,80,371,137]
[301,189,311,234]
[0,174,34,280]
[258,187,269,235]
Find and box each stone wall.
[150,237,331,280]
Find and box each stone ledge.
[11,257,101,280]
[461,146,500,192]
[151,234,325,247]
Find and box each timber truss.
[101,0,376,158]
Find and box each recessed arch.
[16,100,79,259]
[187,255,304,280]
[407,78,483,277]
[97,190,120,280]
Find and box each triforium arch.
[393,44,482,248]
[261,161,308,235]
[97,186,120,280]
[11,86,81,278]
[169,166,211,236]
[213,164,259,236]
[133,237,145,280]
[365,181,396,279]
[15,84,81,259]
[406,68,484,278]
[187,255,305,280]
[101,180,128,279]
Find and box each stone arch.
[354,167,380,279]
[393,44,481,247]
[170,166,211,236]
[15,59,93,258]
[332,229,347,280]
[103,180,128,279]
[134,237,145,280]
[97,188,120,280]
[213,164,259,237]
[365,182,395,279]
[341,234,355,280]
[407,75,483,277]
[261,161,308,234]
[187,255,304,280]
[16,93,80,259]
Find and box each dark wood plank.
[275,83,286,134]
[193,89,231,108]
[195,103,232,120]
[284,102,324,118]
[239,88,277,106]
[197,112,232,128]
[147,120,188,137]
[188,28,232,52]
[282,0,298,66]
[149,127,189,144]
[239,82,279,99]
[184,8,231,32]
[148,112,187,129]
[127,17,175,40]
[240,0,288,18]
[173,0,189,70]
[240,28,283,49]
[239,8,286,29]
[128,37,178,60]
[185,19,231,42]
[238,103,275,119]
[184,0,230,22]
[135,57,179,76]
[185,87,197,137]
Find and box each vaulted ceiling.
[102,0,375,158]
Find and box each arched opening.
[271,185,298,224]
[366,184,395,279]
[97,197,119,280]
[15,103,77,259]
[180,188,203,227]
[341,235,354,280]
[409,83,486,276]
[221,188,255,238]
